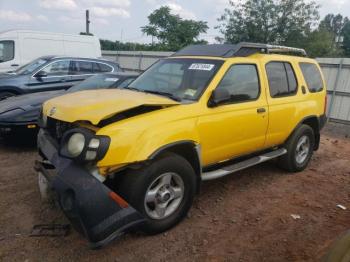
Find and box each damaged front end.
[35,129,145,248]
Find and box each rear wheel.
[0,91,16,100]
[278,124,315,172]
[116,152,197,234]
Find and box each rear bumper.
[36,129,145,248]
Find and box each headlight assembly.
[60,128,110,162]
[67,133,85,157]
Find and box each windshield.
[69,74,122,92]
[128,58,223,101]
[15,58,49,75]
[0,41,14,63]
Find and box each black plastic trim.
[37,129,145,248]
[148,140,198,160]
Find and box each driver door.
[27,59,73,92]
[198,62,269,166]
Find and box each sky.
[0,0,350,44]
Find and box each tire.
[278,124,315,172]
[116,152,197,234]
[0,91,15,100]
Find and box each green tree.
[319,14,349,48]
[141,6,208,51]
[301,29,338,57]
[343,22,350,56]
[216,0,319,46]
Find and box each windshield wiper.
[142,90,181,102]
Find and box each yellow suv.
[35,43,327,247]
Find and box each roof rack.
[173,42,307,58]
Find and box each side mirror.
[208,88,231,107]
[35,71,47,78]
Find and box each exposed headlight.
[67,133,85,157]
[60,128,110,162]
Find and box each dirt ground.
[0,123,349,262]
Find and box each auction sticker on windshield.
[188,63,215,71]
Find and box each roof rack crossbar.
[172,42,307,58]
[236,42,307,57]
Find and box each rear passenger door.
[264,61,302,147]
[70,60,94,84]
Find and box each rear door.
[263,60,302,147]
[69,60,95,85]
[27,59,73,92]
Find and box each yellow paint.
[42,53,326,174]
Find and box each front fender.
[97,117,200,168]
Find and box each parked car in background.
[0,72,138,135]
[0,30,101,73]
[0,56,121,100]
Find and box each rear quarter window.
[299,62,324,93]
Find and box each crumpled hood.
[0,90,64,114]
[43,89,180,125]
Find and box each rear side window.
[215,64,260,103]
[299,63,323,92]
[75,61,93,74]
[266,62,298,98]
[70,60,94,74]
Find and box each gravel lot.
[0,123,349,262]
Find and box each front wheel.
[278,124,315,172]
[116,153,197,234]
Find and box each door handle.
[11,64,19,67]
[301,85,307,94]
[257,108,266,113]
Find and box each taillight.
[324,95,327,115]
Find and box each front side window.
[41,60,70,76]
[0,41,14,63]
[266,62,298,98]
[215,64,260,103]
[128,58,223,101]
[15,58,49,75]
[299,62,323,92]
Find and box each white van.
[0,30,101,72]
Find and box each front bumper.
[36,129,145,248]
[0,121,38,133]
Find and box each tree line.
[100,2,350,57]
